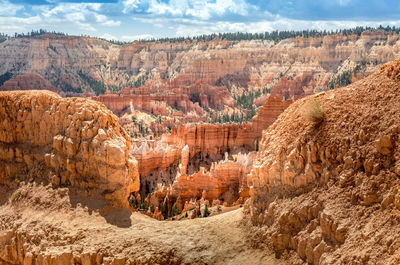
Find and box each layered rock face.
[246,59,400,264]
[173,152,255,204]
[159,96,293,156]
[87,32,395,117]
[132,96,293,209]
[0,35,115,75]
[0,72,59,94]
[93,84,234,116]
[0,90,139,207]
[0,31,398,112]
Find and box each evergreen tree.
[203,204,211,217]
[171,202,180,217]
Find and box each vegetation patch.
[328,60,367,89]
[134,72,149,88]
[303,98,324,124]
[0,72,13,86]
[78,70,106,95]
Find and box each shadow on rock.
[99,208,132,228]
[0,185,12,206]
[67,189,133,228]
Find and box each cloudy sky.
[1,0,400,41]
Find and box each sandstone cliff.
[0,31,398,115]
[0,90,139,207]
[0,72,60,94]
[130,96,292,210]
[172,152,255,204]
[246,58,400,264]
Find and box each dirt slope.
[0,182,287,265]
[245,58,400,264]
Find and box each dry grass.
[303,98,324,124]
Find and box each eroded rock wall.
[172,152,255,204]
[0,90,139,207]
[131,96,293,208]
[0,72,59,94]
[246,59,400,264]
[1,31,399,102]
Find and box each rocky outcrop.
[132,140,182,179]
[92,83,234,116]
[133,96,291,181]
[251,96,294,141]
[0,90,139,207]
[159,96,293,157]
[246,58,400,264]
[173,152,255,204]
[0,72,60,94]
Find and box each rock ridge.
[0,90,139,207]
[246,58,400,264]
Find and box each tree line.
[2,26,400,44]
[139,26,400,43]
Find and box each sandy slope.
[0,183,287,265]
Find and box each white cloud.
[0,2,121,34]
[32,3,119,32]
[0,16,43,33]
[123,0,141,14]
[0,0,23,16]
[121,34,155,41]
[173,18,400,37]
[101,33,117,40]
[67,12,86,22]
[95,14,121,26]
[126,0,255,20]
[101,20,121,27]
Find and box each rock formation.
[172,152,255,204]
[0,90,139,207]
[0,182,280,265]
[130,96,293,210]
[0,31,397,114]
[246,58,400,264]
[92,84,234,116]
[0,72,60,94]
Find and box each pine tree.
[203,204,211,217]
[172,202,180,217]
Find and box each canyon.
[2,58,400,264]
[129,96,293,214]
[0,31,398,142]
[0,31,398,122]
[1,30,400,264]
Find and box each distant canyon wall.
[0,31,399,103]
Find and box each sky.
[1,0,400,41]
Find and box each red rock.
[0,90,139,207]
[0,72,60,94]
